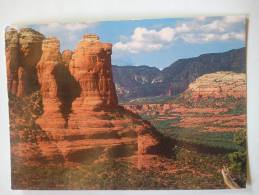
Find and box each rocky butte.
[7,31,171,168]
[5,28,45,96]
[183,71,246,100]
[68,34,118,128]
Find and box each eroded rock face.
[5,28,20,95]
[184,71,246,99]
[5,28,45,96]
[36,38,66,129]
[8,32,170,169]
[68,34,118,128]
[62,49,73,67]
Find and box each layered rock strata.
[36,38,66,129]
[6,28,45,96]
[184,71,246,99]
[5,28,45,96]
[68,34,118,128]
[5,28,20,95]
[13,34,167,168]
[62,49,73,67]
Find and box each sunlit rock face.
[184,71,246,100]
[36,37,66,129]
[68,34,118,128]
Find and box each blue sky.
[26,16,246,69]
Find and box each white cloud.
[38,22,94,33]
[114,15,246,53]
[181,32,245,43]
[201,15,246,33]
[114,27,175,53]
[30,22,97,50]
[175,23,192,33]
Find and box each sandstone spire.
[68,34,118,128]
[36,37,66,129]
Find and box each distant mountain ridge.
[112,47,246,100]
[112,65,161,99]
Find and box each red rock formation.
[183,71,246,100]
[9,32,170,169]
[62,49,73,67]
[16,67,26,97]
[5,28,45,96]
[19,28,45,94]
[68,34,118,128]
[38,35,167,167]
[5,28,20,95]
[36,37,66,129]
[124,103,174,116]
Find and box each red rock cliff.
[5,28,45,96]
[36,37,66,129]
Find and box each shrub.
[228,129,247,187]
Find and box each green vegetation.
[141,95,247,151]
[141,111,241,151]
[9,91,48,144]
[152,121,238,151]
[12,148,227,189]
[228,129,247,187]
[139,94,247,187]
[223,99,246,115]
[9,91,43,126]
[171,94,246,111]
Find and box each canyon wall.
[112,48,246,100]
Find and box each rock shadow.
[53,63,81,126]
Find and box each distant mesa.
[183,71,246,100]
[112,47,246,100]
